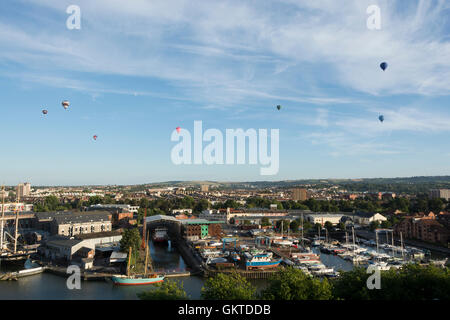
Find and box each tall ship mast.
[111,233,164,286]
[0,185,5,252]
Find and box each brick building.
[180,219,224,241]
[394,212,450,246]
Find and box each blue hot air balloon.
[380,62,388,71]
[379,115,384,122]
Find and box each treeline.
[138,265,450,300]
[32,195,449,217]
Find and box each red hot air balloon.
[176,127,181,133]
[61,100,70,110]
[93,135,98,140]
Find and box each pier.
[204,268,279,279]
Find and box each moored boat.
[112,236,165,286]
[245,252,282,270]
[111,274,164,286]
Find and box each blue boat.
[245,252,282,269]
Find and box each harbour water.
[1,239,443,299]
[0,241,205,300]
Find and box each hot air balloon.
[380,62,388,71]
[93,135,98,140]
[42,110,48,115]
[62,100,70,110]
[277,105,281,110]
[176,127,181,133]
[379,115,384,123]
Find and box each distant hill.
[32,176,450,194]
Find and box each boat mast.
[301,214,304,248]
[0,185,5,251]
[146,230,153,274]
[127,246,132,277]
[400,232,404,261]
[352,226,355,252]
[391,230,395,257]
[144,240,149,277]
[375,230,379,254]
[14,196,20,254]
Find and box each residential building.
[16,182,31,199]
[52,211,112,236]
[394,214,449,246]
[180,219,224,241]
[429,189,450,201]
[292,188,308,201]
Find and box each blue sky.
[0,0,449,185]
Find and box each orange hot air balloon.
[176,127,181,133]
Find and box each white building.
[305,213,346,226]
[353,212,387,226]
[172,208,193,215]
[0,203,33,212]
[16,182,31,199]
[88,204,139,214]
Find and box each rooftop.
[54,211,111,224]
[181,219,225,225]
[74,230,122,240]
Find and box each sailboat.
[112,235,165,286]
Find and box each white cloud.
[0,0,449,108]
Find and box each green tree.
[289,219,300,232]
[88,196,103,206]
[428,198,444,213]
[194,199,210,213]
[369,221,380,231]
[139,198,150,209]
[380,220,392,229]
[302,221,313,234]
[261,217,271,227]
[201,272,257,300]
[324,221,333,232]
[137,280,188,300]
[331,265,450,300]
[120,227,141,254]
[276,220,290,232]
[261,267,332,300]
